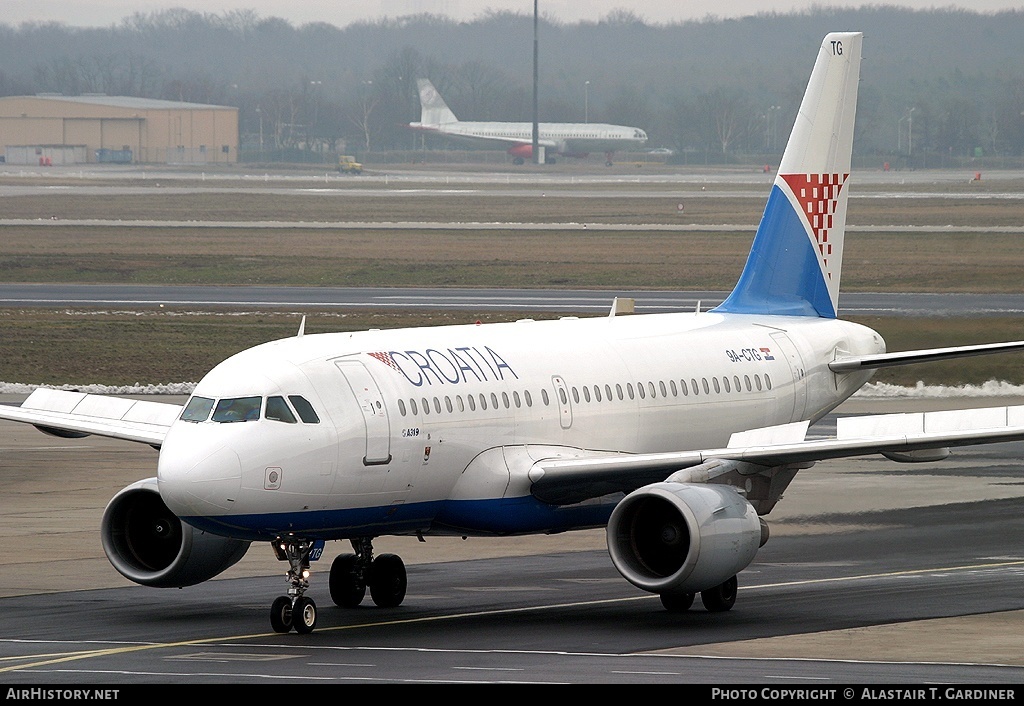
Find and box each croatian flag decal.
[760,347,775,360]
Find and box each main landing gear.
[659,575,739,613]
[329,537,407,609]
[268,536,408,634]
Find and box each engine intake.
[101,478,250,588]
[606,482,761,595]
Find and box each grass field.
[0,165,1022,387]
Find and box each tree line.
[1,6,1023,165]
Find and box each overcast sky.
[4,0,1023,28]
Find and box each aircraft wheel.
[293,596,318,634]
[660,591,694,612]
[701,575,738,612]
[330,553,366,607]
[270,595,293,633]
[369,553,407,608]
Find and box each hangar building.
[0,95,238,165]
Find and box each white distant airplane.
[408,78,648,165]
[5,32,1024,635]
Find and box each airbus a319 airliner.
[4,32,1024,634]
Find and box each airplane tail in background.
[714,32,862,319]
[416,79,459,126]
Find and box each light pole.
[584,80,590,123]
[908,107,915,156]
[256,106,263,153]
[766,105,780,151]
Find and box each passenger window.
[410,398,419,415]
[616,384,624,400]
[723,377,731,393]
[702,378,710,395]
[433,397,441,414]
[692,378,699,396]
[525,390,533,407]
[713,378,721,394]
[542,389,550,405]
[765,374,772,390]
[594,385,602,402]
[445,396,453,413]
[181,396,214,422]
[755,375,763,391]
[502,392,510,408]
[398,399,407,416]
[289,396,320,424]
[670,380,677,396]
[605,384,612,400]
[637,383,645,400]
[582,386,590,403]
[422,398,431,415]
[468,394,476,411]
[212,396,262,423]
[744,375,752,392]
[490,393,499,409]
[734,375,742,392]
[480,393,488,410]
[513,391,521,408]
[265,396,297,423]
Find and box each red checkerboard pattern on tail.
[780,173,849,281]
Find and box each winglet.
[714,32,863,318]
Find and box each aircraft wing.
[0,388,180,447]
[528,403,1024,504]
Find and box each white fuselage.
[156,311,882,541]
[410,121,648,155]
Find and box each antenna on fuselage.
[608,297,635,317]
[695,300,702,314]
[297,315,306,337]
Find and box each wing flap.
[0,388,180,446]
[529,403,1024,505]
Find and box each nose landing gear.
[269,537,318,634]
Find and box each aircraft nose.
[158,427,242,518]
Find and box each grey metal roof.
[29,95,234,111]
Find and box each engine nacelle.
[101,478,250,588]
[606,482,761,595]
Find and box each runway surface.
[2,396,1024,684]
[2,283,1024,317]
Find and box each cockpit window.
[181,396,215,422]
[212,396,262,423]
[288,395,320,424]
[265,396,297,423]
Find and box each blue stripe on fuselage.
[713,184,835,318]
[180,496,617,542]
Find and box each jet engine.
[101,477,250,588]
[606,482,762,596]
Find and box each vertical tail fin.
[416,79,459,126]
[714,32,862,319]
